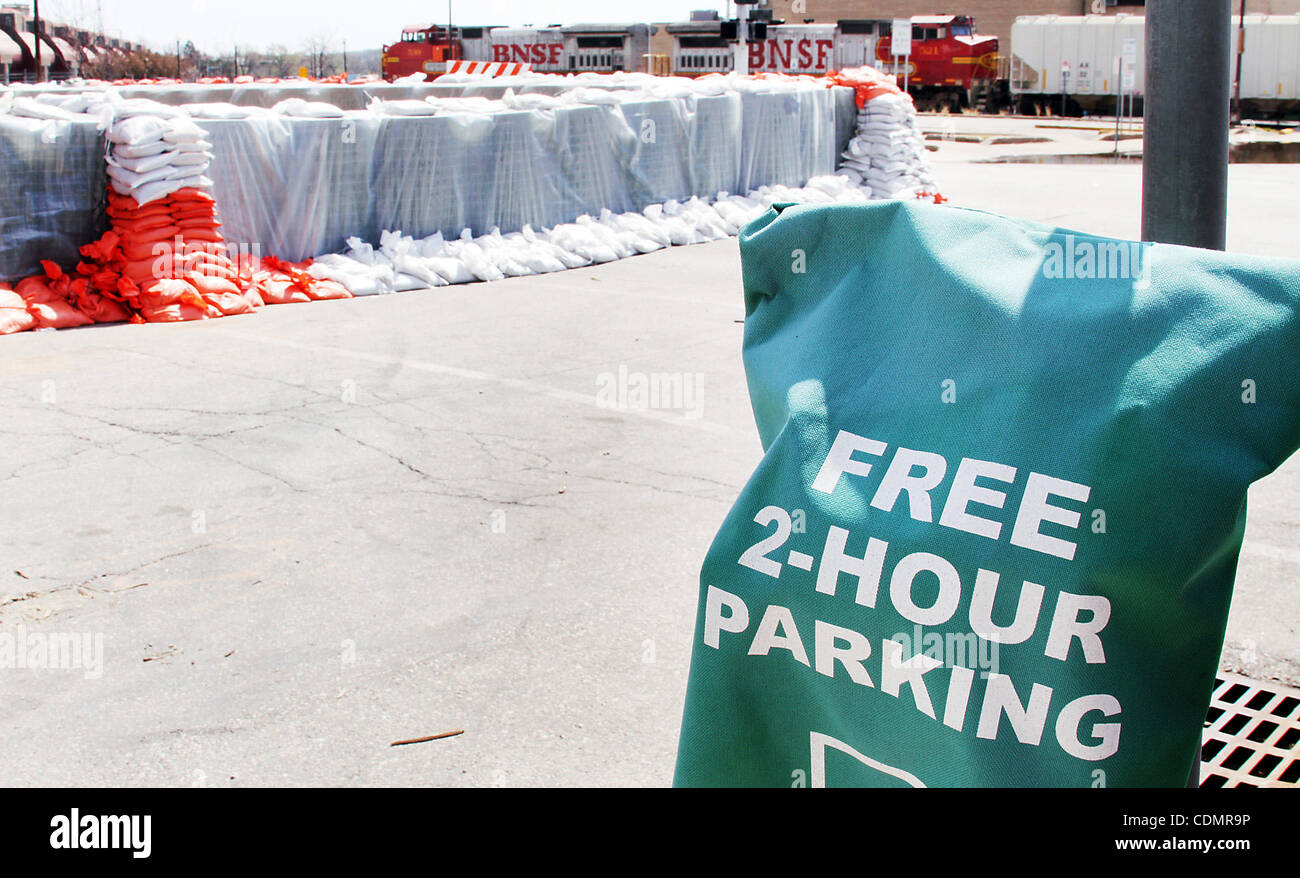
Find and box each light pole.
[33,0,43,82]
[1141,0,1232,251]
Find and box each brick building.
[757,1,1300,46]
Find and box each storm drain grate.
[1201,674,1300,788]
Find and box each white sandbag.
[500,232,568,273]
[107,161,178,189]
[185,103,258,119]
[112,139,170,159]
[475,231,536,278]
[114,176,184,206]
[170,150,215,168]
[162,116,207,144]
[393,272,428,292]
[108,150,177,175]
[547,223,620,265]
[110,98,188,119]
[271,98,345,118]
[521,225,591,269]
[311,253,394,296]
[446,232,506,282]
[577,215,635,258]
[370,99,440,116]
[109,115,169,146]
[10,98,81,121]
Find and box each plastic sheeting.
[1,83,859,275]
[0,116,107,282]
[196,88,850,262]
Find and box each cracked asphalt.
[2,157,1298,786]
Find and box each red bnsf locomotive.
[383,15,1002,110]
[875,16,1000,112]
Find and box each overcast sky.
[34,0,736,55]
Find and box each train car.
[385,22,655,78]
[667,15,999,111]
[380,14,993,113]
[875,15,1001,112]
[482,27,566,72]
[478,24,655,74]
[382,24,460,80]
[1010,13,1300,119]
[666,21,838,77]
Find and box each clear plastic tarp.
[1,83,858,275]
[198,87,851,262]
[0,116,107,282]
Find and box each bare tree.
[301,30,338,78]
[262,43,298,78]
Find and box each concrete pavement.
[1,157,1297,786]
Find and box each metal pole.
[1115,58,1122,158]
[33,0,42,82]
[735,4,749,76]
[1141,0,1232,251]
[1232,0,1246,124]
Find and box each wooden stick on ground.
[390,730,465,747]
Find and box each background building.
[1,2,133,81]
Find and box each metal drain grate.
[1201,673,1300,788]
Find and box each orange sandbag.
[254,274,311,305]
[305,279,353,301]
[140,278,202,307]
[0,288,37,335]
[173,226,224,244]
[137,301,213,323]
[171,204,219,219]
[201,289,261,317]
[108,202,173,220]
[122,233,181,263]
[76,293,131,324]
[184,262,238,283]
[169,188,216,205]
[122,259,169,286]
[185,272,241,298]
[115,214,178,234]
[27,297,94,329]
[79,231,122,263]
[138,278,216,322]
[14,276,63,304]
[176,219,222,234]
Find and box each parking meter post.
[1142,0,1232,251]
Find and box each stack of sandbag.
[104,104,252,322]
[829,67,940,201]
[2,101,355,335]
[0,283,37,335]
[837,90,938,200]
[107,106,215,207]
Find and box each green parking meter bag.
[674,200,1300,787]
